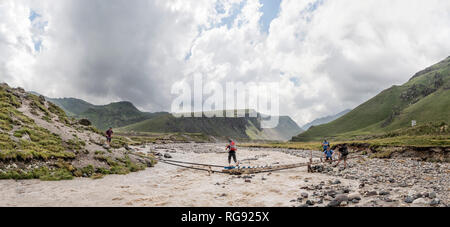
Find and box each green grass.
[294,56,450,142]
[243,135,450,152]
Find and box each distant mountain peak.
[302,109,351,130]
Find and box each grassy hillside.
[118,112,303,141]
[77,102,159,130]
[46,97,95,116]
[0,83,156,180]
[293,56,450,142]
[47,97,161,131]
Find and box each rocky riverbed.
[0,143,448,207]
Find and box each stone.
[430,199,440,206]
[429,192,437,199]
[326,190,337,197]
[301,193,309,198]
[412,198,427,205]
[78,119,92,126]
[404,196,414,204]
[379,191,390,196]
[335,194,349,203]
[164,153,172,159]
[348,193,361,201]
[351,199,360,204]
[333,179,341,185]
[306,200,315,206]
[327,200,341,207]
[365,191,378,197]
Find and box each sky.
[1,0,449,126]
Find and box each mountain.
[302,109,351,130]
[118,111,303,141]
[76,102,159,130]
[47,96,303,141]
[0,83,155,180]
[293,56,450,142]
[46,97,95,116]
[46,97,158,130]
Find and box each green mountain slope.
[77,102,158,130]
[119,112,303,141]
[0,83,155,180]
[293,56,450,142]
[47,96,303,141]
[46,97,159,131]
[46,98,95,116]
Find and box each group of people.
[225,139,348,169]
[322,139,348,169]
[104,128,348,170]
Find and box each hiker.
[226,139,238,166]
[322,139,330,152]
[323,146,334,163]
[334,145,349,169]
[105,127,114,146]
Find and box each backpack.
[339,146,349,155]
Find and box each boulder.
[335,194,349,203]
[164,153,173,159]
[430,199,440,206]
[327,200,341,207]
[78,119,92,126]
[348,193,362,201]
[404,196,414,204]
[412,198,427,205]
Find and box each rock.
[359,183,365,188]
[245,179,251,183]
[414,193,423,199]
[314,198,323,204]
[164,153,172,159]
[348,193,361,201]
[326,190,337,197]
[351,199,360,204]
[404,196,415,204]
[332,179,341,185]
[78,119,92,126]
[301,193,309,198]
[365,191,378,197]
[327,200,341,207]
[430,199,440,206]
[429,192,437,199]
[341,201,348,206]
[335,194,349,203]
[379,191,390,196]
[412,198,427,205]
[306,200,315,206]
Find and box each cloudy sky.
[1,0,449,126]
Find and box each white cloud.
[1,0,449,126]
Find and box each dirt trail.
[0,143,448,207]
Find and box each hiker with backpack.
[226,139,238,166]
[324,146,334,163]
[334,145,349,169]
[322,139,330,152]
[105,127,114,146]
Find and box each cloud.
[1,0,449,126]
